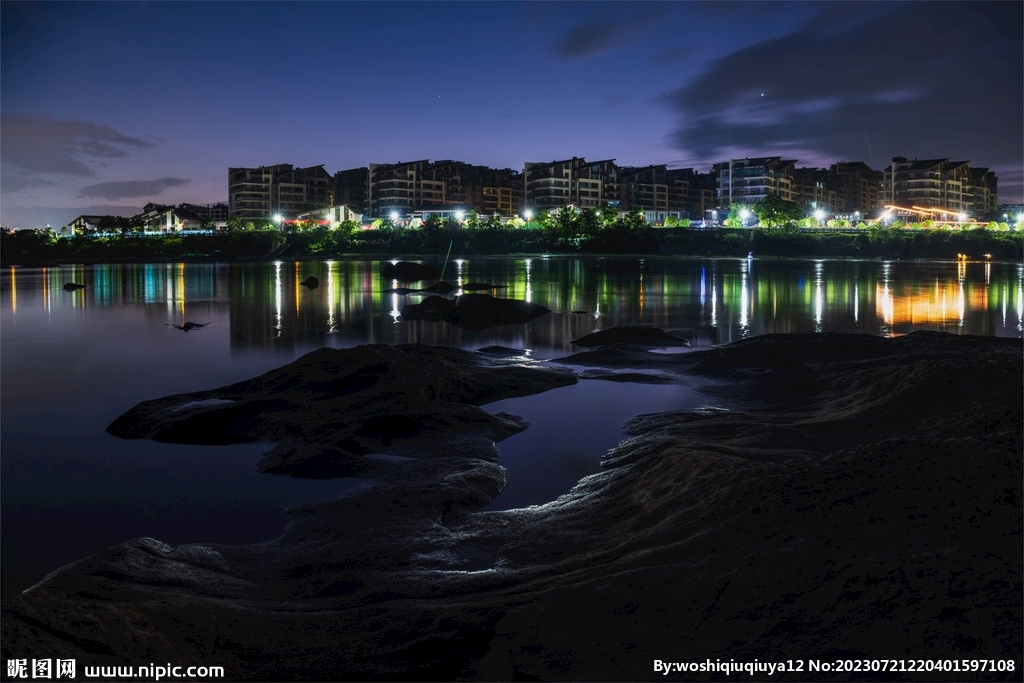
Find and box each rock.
[4,333,1020,680]
[416,281,457,294]
[383,287,418,294]
[168,322,209,332]
[571,325,691,347]
[401,294,550,330]
[381,261,441,282]
[299,276,319,288]
[460,282,508,291]
[62,282,85,291]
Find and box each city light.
[273,214,283,224]
[814,209,825,222]
[523,209,534,220]
[389,211,399,222]
[455,210,465,221]
[740,209,750,220]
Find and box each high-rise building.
[714,157,797,206]
[827,162,883,217]
[884,157,973,214]
[228,164,332,220]
[523,157,620,211]
[333,167,369,213]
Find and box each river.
[2,256,1020,595]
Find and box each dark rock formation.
[572,325,691,347]
[381,261,441,282]
[461,282,508,291]
[382,287,418,294]
[106,344,575,476]
[4,333,1020,680]
[416,281,457,294]
[167,322,209,332]
[401,294,550,331]
[299,276,319,288]
[62,282,85,291]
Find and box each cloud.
[556,4,667,59]
[0,115,155,193]
[79,177,190,200]
[667,2,1023,179]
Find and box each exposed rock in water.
[4,332,1020,680]
[167,322,209,332]
[416,281,456,294]
[381,261,441,282]
[572,325,691,347]
[401,294,550,330]
[62,282,85,291]
[106,343,575,476]
[383,287,418,294]
[299,276,319,288]
[461,282,508,291]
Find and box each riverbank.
[3,331,1020,681]
[3,226,1021,267]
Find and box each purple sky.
[2,1,1021,228]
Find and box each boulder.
[299,276,319,288]
[460,282,508,291]
[571,325,690,347]
[62,282,85,291]
[401,294,550,330]
[381,261,441,282]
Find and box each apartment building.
[524,157,619,211]
[969,168,998,216]
[228,164,332,220]
[333,167,369,213]
[367,160,438,216]
[828,162,883,217]
[884,157,972,213]
[620,165,669,211]
[793,168,837,212]
[714,157,797,206]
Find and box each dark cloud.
[79,177,190,200]
[669,2,1023,182]
[556,4,667,59]
[0,115,153,179]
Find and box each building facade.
[714,157,797,206]
[523,157,620,211]
[828,162,883,217]
[228,164,332,220]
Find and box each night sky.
[2,1,1021,228]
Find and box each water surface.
[3,256,1020,595]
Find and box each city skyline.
[2,1,1021,228]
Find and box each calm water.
[2,256,1021,595]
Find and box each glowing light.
[523,210,534,220]
[455,210,466,222]
[390,211,399,222]
[814,209,825,222]
[273,214,283,224]
[739,209,750,220]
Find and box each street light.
[523,209,534,221]
[813,209,825,226]
[455,210,466,222]
[273,213,283,225]
[389,211,399,223]
[739,208,750,225]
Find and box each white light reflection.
[853,283,858,324]
[814,262,823,332]
[700,267,706,306]
[274,261,282,336]
[710,271,717,328]
[327,262,336,333]
[524,258,532,302]
[391,293,400,322]
[739,261,749,333]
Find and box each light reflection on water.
[1,256,1020,594]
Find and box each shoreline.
[3,332,1020,680]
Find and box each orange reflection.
[10,267,16,314]
[877,281,987,326]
